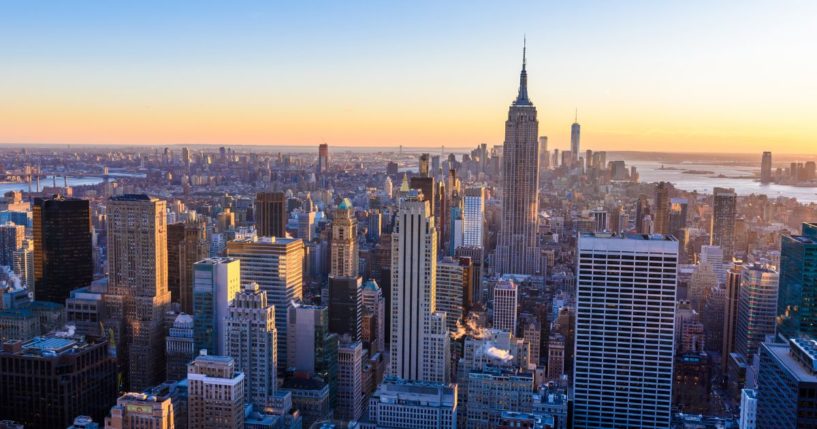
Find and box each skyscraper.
[735,264,779,360]
[573,233,678,429]
[723,265,743,368]
[493,278,518,334]
[286,303,338,403]
[390,192,450,383]
[32,195,93,304]
[462,187,485,248]
[495,42,543,275]
[436,256,472,333]
[226,236,303,364]
[165,313,195,382]
[418,153,430,177]
[317,143,329,175]
[225,281,277,408]
[192,257,241,355]
[710,187,737,261]
[336,339,363,421]
[104,194,170,391]
[755,338,817,429]
[187,353,245,429]
[0,222,24,267]
[760,151,773,183]
[361,279,386,354]
[167,221,208,313]
[255,192,287,238]
[654,182,671,235]
[570,110,581,159]
[328,198,363,340]
[777,222,817,340]
[330,199,358,277]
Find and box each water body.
[0,176,105,195]
[628,160,817,203]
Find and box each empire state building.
[495,42,543,275]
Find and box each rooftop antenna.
[575,108,578,123]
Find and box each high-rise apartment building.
[336,339,363,421]
[104,393,174,429]
[226,236,303,367]
[165,313,195,382]
[193,257,241,355]
[0,332,117,428]
[255,192,287,238]
[493,278,518,334]
[462,187,485,248]
[32,195,93,303]
[495,43,542,275]
[760,151,773,183]
[225,281,277,408]
[654,182,671,235]
[735,264,779,359]
[187,353,245,429]
[0,222,24,267]
[573,233,678,429]
[436,256,472,333]
[390,192,450,383]
[103,194,170,391]
[755,338,817,429]
[710,187,737,261]
[777,222,817,340]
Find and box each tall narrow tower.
[495,40,543,275]
[571,109,581,159]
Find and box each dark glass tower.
[32,195,93,303]
[255,191,287,237]
[777,222,817,340]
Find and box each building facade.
[192,257,241,355]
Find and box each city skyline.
[2,1,816,153]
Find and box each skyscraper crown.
[513,38,531,106]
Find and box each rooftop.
[763,341,817,383]
[580,232,677,241]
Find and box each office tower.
[635,194,650,234]
[390,192,450,383]
[573,233,678,429]
[317,143,329,175]
[0,222,23,267]
[167,221,208,313]
[668,197,688,237]
[723,265,743,368]
[493,278,518,334]
[365,378,457,429]
[571,111,581,157]
[297,210,315,242]
[654,182,671,234]
[436,256,472,333]
[12,239,34,289]
[181,146,191,166]
[226,236,303,367]
[463,187,485,248]
[328,276,363,340]
[255,192,287,237]
[104,393,174,429]
[367,209,382,242]
[710,187,737,261]
[286,303,338,400]
[165,313,195,382]
[409,176,435,214]
[590,208,608,232]
[777,223,817,340]
[538,136,549,171]
[419,153,430,177]
[336,339,363,421]
[192,257,241,355]
[495,43,542,275]
[32,195,93,303]
[330,199,358,277]
[688,261,717,313]
[735,264,779,359]
[0,332,117,428]
[756,338,817,428]
[760,151,772,183]
[187,353,245,429]
[386,161,398,176]
[225,282,277,408]
[361,279,386,354]
[523,321,541,366]
[104,194,170,391]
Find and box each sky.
[1,1,816,153]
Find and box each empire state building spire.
[514,37,530,105]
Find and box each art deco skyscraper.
[328,198,363,340]
[104,194,171,391]
[32,195,93,303]
[495,42,543,275]
[573,233,678,429]
[225,282,277,408]
[330,199,358,278]
[390,191,450,383]
[255,192,287,238]
[710,187,737,261]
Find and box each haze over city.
[2,1,816,153]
